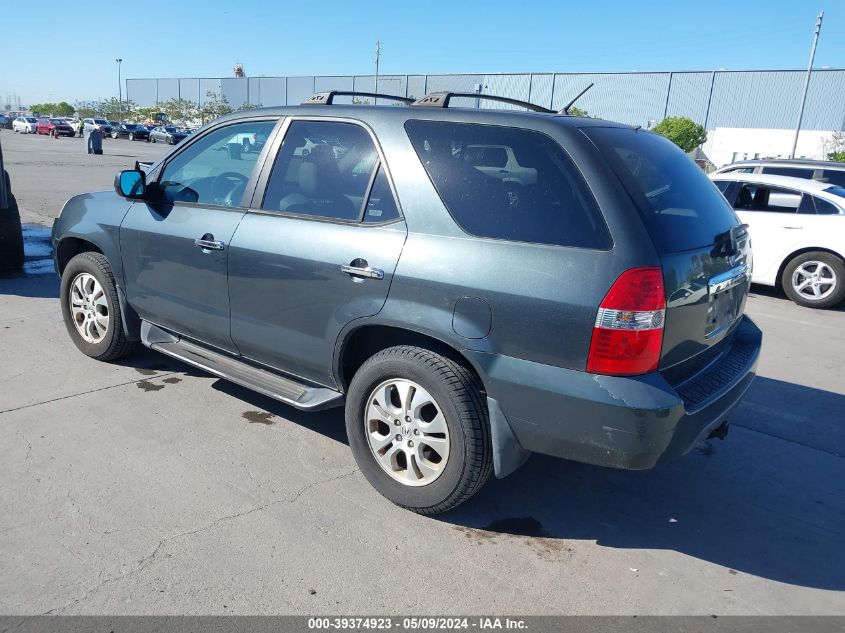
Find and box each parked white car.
[710,172,845,308]
[463,144,538,187]
[13,116,37,134]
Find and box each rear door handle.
[341,262,384,280]
[194,235,225,251]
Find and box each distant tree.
[567,106,590,117]
[29,103,51,115]
[54,101,75,117]
[74,101,100,119]
[652,116,708,153]
[160,98,199,124]
[825,131,845,162]
[236,102,263,111]
[200,91,232,124]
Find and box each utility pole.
[116,58,123,122]
[374,40,381,104]
[790,12,823,159]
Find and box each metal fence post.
[663,72,673,118]
[703,71,717,130]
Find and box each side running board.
[140,322,343,411]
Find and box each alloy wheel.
[792,261,837,301]
[364,379,451,487]
[69,273,110,343]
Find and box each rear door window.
[405,120,611,249]
[586,127,738,252]
[733,183,801,213]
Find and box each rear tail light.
[587,267,666,376]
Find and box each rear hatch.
[584,127,751,383]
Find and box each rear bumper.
[468,315,761,470]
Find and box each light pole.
[116,58,123,122]
[790,12,823,159]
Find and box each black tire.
[0,184,24,273]
[781,251,845,309]
[150,137,156,143]
[345,345,493,515]
[60,252,137,361]
[128,133,134,141]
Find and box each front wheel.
[150,137,156,143]
[60,252,137,361]
[345,346,493,515]
[782,251,845,309]
[128,133,134,141]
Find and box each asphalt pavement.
[0,129,843,615]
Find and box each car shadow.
[0,273,59,298]
[749,283,845,312]
[211,373,841,591]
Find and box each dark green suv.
[52,91,761,514]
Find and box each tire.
[345,345,493,515]
[0,186,24,273]
[111,131,118,139]
[60,252,137,361]
[781,251,845,309]
[128,133,134,141]
[150,136,156,143]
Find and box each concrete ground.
[0,130,843,615]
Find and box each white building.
[702,127,840,168]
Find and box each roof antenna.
[560,83,594,115]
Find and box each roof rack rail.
[301,91,414,106]
[410,92,554,114]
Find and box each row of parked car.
[6,115,193,145]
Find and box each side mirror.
[115,169,146,199]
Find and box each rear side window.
[761,166,815,179]
[820,170,845,187]
[805,195,842,215]
[586,127,738,252]
[405,120,611,249]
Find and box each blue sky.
[2,0,841,105]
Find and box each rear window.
[405,120,611,249]
[761,166,815,179]
[586,127,738,252]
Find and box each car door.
[227,118,407,387]
[729,181,805,282]
[120,118,281,352]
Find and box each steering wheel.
[210,171,250,206]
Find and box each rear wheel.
[782,251,845,308]
[128,132,135,141]
[60,252,137,361]
[345,346,492,514]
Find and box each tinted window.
[363,165,399,223]
[157,120,277,206]
[713,180,732,194]
[733,183,801,213]
[464,146,508,168]
[820,170,845,187]
[406,120,611,249]
[761,166,815,179]
[586,127,738,252]
[262,120,379,221]
[812,196,841,215]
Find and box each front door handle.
[194,234,225,251]
[782,226,803,230]
[341,259,384,280]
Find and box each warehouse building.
[127,68,845,167]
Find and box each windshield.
[50,119,64,125]
[165,127,178,133]
[586,127,739,252]
[124,124,137,130]
[94,119,107,124]
[26,118,36,123]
